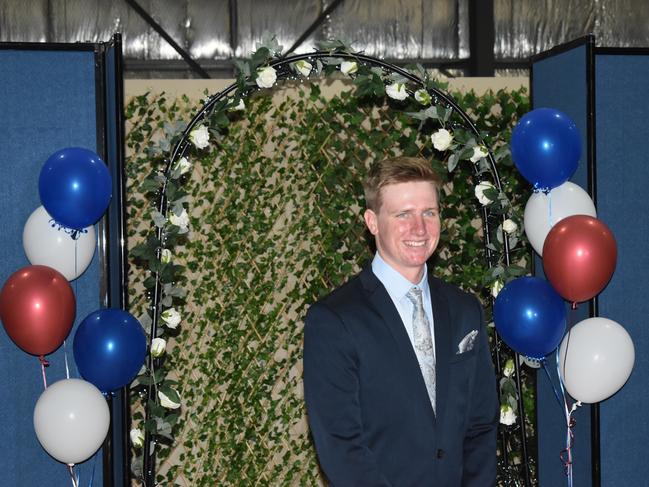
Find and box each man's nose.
[412,215,426,234]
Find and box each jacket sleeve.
[462,296,499,487]
[303,302,393,487]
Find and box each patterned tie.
[406,287,436,413]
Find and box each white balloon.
[23,206,96,280]
[33,378,110,465]
[524,181,596,255]
[559,317,635,404]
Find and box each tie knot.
[406,287,423,307]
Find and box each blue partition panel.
[532,41,593,487]
[595,53,649,486]
[0,48,103,485]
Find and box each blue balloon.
[510,108,581,191]
[39,147,112,230]
[494,276,567,359]
[73,308,147,393]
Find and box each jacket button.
[437,449,445,459]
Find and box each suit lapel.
[429,275,452,424]
[360,266,437,424]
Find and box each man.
[303,156,498,486]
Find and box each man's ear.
[364,209,379,235]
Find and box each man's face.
[364,181,440,283]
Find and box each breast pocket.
[448,347,477,364]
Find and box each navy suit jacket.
[303,265,498,486]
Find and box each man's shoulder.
[304,271,372,330]
[315,271,367,310]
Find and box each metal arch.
[142,50,528,486]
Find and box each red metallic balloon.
[543,215,617,304]
[0,265,75,356]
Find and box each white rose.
[470,145,489,163]
[385,82,408,101]
[256,66,277,88]
[340,61,358,75]
[475,181,496,206]
[160,248,172,264]
[430,128,453,151]
[503,358,515,378]
[230,98,245,111]
[169,208,190,232]
[491,280,504,298]
[294,60,312,77]
[500,404,517,426]
[189,125,210,149]
[414,89,431,105]
[158,390,181,409]
[174,156,191,175]
[161,308,181,329]
[130,428,144,448]
[151,337,167,357]
[502,219,518,234]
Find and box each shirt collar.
[371,251,429,300]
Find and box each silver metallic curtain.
[4,1,649,75]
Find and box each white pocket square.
[457,330,478,354]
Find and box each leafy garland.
[127,37,532,484]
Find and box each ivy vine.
[126,39,533,486]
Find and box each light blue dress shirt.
[371,252,436,351]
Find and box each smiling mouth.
[404,240,427,247]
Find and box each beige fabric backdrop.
[126,77,528,100]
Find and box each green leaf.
[152,210,166,228]
[447,153,460,172]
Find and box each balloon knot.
[38,355,50,367]
[48,217,87,239]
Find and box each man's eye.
[396,213,409,218]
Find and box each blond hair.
[363,156,442,212]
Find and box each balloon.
[494,276,567,358]
[23,206,96,281]
[524,181,596,255]
[73,308,147,393]
[511,108,581,190]
[33,378,109,464]
[38,147,112,230]
[559,317,634,403]
[543,215,617,303]
[0,265,75,356]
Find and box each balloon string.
[541,359,564,410]
[68,464,79,487]
[559,400,581,486]
[63,340,71,380]
[39,355,49,389]
[541,348,581,487]
[74,237,79,284]
[556,316,581,487]
[548,189,553,227]
[67,237,78,381]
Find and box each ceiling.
[2,0,648,78]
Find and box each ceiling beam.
[124,0,211,79]
[283,0,345,57]
[468,0,495,76]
